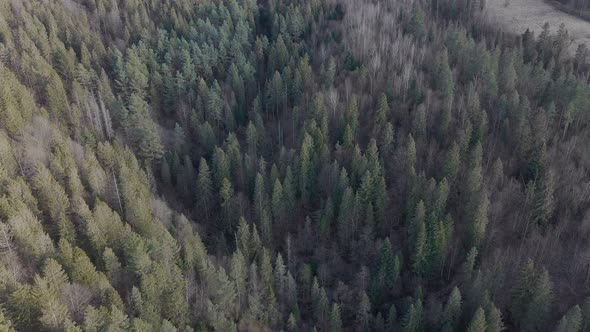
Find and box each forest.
[0,0,589,330]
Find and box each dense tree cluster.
[0,0,588,330]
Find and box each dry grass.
[485,0,590,52]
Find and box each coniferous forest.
[0,0,589,330]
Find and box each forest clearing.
[486,0,590,52]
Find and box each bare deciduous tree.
[0,223,13,253]
[62,283,93,321]
[328,88,339,118]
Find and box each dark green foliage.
[557,305,582,332]
[197,158,213,216]
[512,259,554,331]
[0,0,588,330]
[402,297,424,332]
[344,53,360,71]
[441,287,462,331]
[467,307,487,332]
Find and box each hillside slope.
[0,0,589,331]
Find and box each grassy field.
[485,0,590,53]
